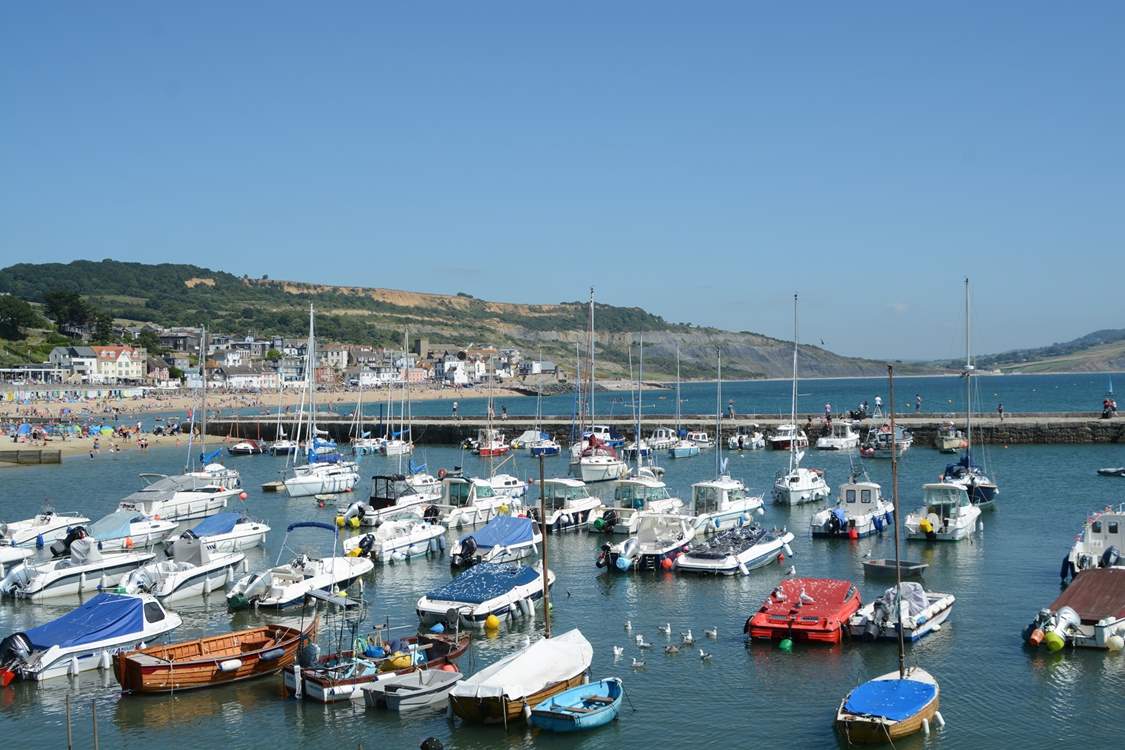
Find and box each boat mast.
[588,287,595,430]
[675,343,682,433]
[888,364,906,679]
[716,349,723,476]
[964,277,973,460]
[637,334,644,474]
[194,326,208,471]
[790,293,799,472]
[539,451,551,639]
[307,304,316,465]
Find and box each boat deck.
[1051,568,1125,622]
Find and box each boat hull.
[450,671,586,725]
[835,669,940,744]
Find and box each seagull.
[612,645,624,658]
[787,565,797,576]
[634,634,644,645]
[704,627,718,639]
[863,551,871,558]
[632,657,646,670]
[664,644,680,655]
[699,649,713,661]
[658,623,672,636]
[624,619,633,631]
[681,629,694,645]
[637,637,653,649]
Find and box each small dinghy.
[836,666,940,744]
[1097,467,1125,477]
[181,512,270,552]
[848,582,955,641]
[529,676,624,733]
[0,593,181,682]
[744,578,861,644]
[114,617,317,693]
[862,559,928,578]
[362,667,463,711]
[1025,568,1125,651]
[449,515,540,569]
[119,534,246,603]
[675,524,794,576]
[416,562,554,628]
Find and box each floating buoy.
[335,516,345,528]
[847,528,859,540]
[1107,634,1124,652]
[239,491,248,501]
[778,638,793,652]
[349,517,360,529]
[592,518,605,531]
[484,614,501,630]
[661,558,674,571]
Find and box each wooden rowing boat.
[835,667,940,743]
[114,616,318,694]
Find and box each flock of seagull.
[616,620,718,670]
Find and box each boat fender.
[1107,634,1124,652]
[595,550,608,569]
[203,576,212,596]
[522,702,532,721]
[934,711,945,729]
[738,515,747,527]
[261,647,285,662]
[98,650,111,670]
[219,658,243,672]
[615,556,630,571]
[782,543,794,558]
[292,664,303,699]
[68,656,80,677]
[35,534,44,550]
[516,598,530,618]
[80,572,87,592]
[737,562,750,576]
[922,718,930,736]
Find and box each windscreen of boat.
[636,515,684,545]
[614,483,668,509]
[544,484,584,509]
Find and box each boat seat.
[241,638,274,653]
[585,695,614,704]
[564,704,598,713]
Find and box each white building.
[48,346,98,382]
[91,346,146,383]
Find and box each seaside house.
[318,346,349,371]
[91,345,147,384]
[47,346,98,382]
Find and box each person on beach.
[997,403,1004,421]
[500,406,507,420]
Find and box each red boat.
[744,578,861,644]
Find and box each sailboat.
[121,328,242,521]
[772,295,830,505]
[381,382,414,456]
[283,306,360,497]
[574,288,628,482]
[668,344,700,459]
[940,278,999,508]
[836,366,943,744]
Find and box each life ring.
[438,468,447,480]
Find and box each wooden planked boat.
[530,677,624,733]
[114,616,318,694]
[451,670,586,724]
[835,667,940,744]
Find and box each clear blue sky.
[2,2,1122,359]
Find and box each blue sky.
[2,2,1122,359]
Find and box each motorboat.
[835,667,941,744]
[687,431,713,449]
[904,483,981,542]
[119,535,246,603]
[416,561,554,628]
[816,421,860,451]
[859,424,913,459]
[1061,504,1125,582]
[269,439,300,456]
[288,631,468,703]
[599,513,693,572]
[1025,568,1125,651]
[345,473,443,527]
[810,479,894,539]
[119,465,242,522]
[941,454,999,508]
[0,536,154,600]
[647,427,678,451]
[342,511,446,563]
[772,464,831,506]
[450,515,541,568]
[686,475,765,536]
[476,428,509,457]
[0,549,32,577]
[363,667,464,712]
[530,677,624,733]
[0,510,90,549]
[284,457,360,497]
[768,424,808,451]
[529,438,561,457]
[862,559,928,578]
[449,629,592,724]
[431,477,522,529]
[0,593,181,682]
[1097,467,1125,477]
[668,438,700,459]
[744,578,861,644]
[848,582,955,641]
[935,422,967,453]
[226,522,373,609]
[487,473,529,499]
[115,617,317,693]
[728,425,765,451]
[575,446,629,483]
[179,512,270,552]
[527,478,604,533]
[590,476,684,535]
[227,440,264,456]
[63,510,177,553]
[675,525,795,576]
[587,425,625,448]
[622,439,650,459]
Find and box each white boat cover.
[879,582,929,617]
[450,628,592,700]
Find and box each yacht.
[1,535,154,600]
[810,478,894,538]
[0,509,89,549]
[904,483,981,542]
[527,478,604,533]
[647,427,678,451]
[119,465,242,522]
[591,475,684,534]
[728,425,765,451]
[342,511,446,563]
[687,476,765,536]
[119,535,246,603]
[65,511,177,554]
[431,477,523,529]
[816,420,860,450]
[178,512,270,552]
[768,424,808,451]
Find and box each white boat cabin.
[441,477,497,508]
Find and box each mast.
[588,288,595,429]
[195,326,208,470]
[964,277,973,460]
[539,452,551,639]
[675,343,682,433]
[888,364,906,678]
[716,349,723,476]
[637,334,644,474]
[790,293,799,472]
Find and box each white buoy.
[783,543,795,557]
[756,507,766,516]
[293,664,303,699]
[922,718,930,735]
[934,711,946,728]
[932,624,942,632]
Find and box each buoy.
[847,527,859,540]
[592,518,605,531]
[1028,628,1045,647]
[349,517,360,529]
[615,557,630,571]
[484,614,501,631]
[1107,634,1124,652]
[335,516,345,528]
[661,558,674,571]
[777,553,785,563]
[239,491,248,501]
[778,638,793,652]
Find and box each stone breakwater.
[206,414,1125,446]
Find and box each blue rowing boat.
[529,677,623,732]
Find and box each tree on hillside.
[0,296,44,339]
[92,312,115,344]
[43,290,92,327]
[265,348,282,362]
[136,328,166,355]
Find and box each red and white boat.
[475,428,509,458]
[768,424,808,451]
[744,577,861,644]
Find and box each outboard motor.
[1043,606,1081,652]
[1100,546,1121,569]
[0,633,31,678]
[357,534,376,559]
[601,510,619,533]
[451,536,477,568]
[50,526,87,558]
[422,505,441,524]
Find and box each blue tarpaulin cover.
[189,512,240,537]
[425,563,538,604]
[463,516,535,551]
[88,511,139,541]
[23,593,144,650]
[843,678,936,721]
[832,507,847,525]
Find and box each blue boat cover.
[189,512,240,537]
[462,516,535,551]
[425,563,538,605]
[23,593,143,650]
[88,511,140,540]
[832,507,847,525]
[844,678,936,721]
[199,448,223,465]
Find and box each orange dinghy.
[114,617,318,694]
[744,578,860,644]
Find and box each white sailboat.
[772,294,830,505]
[668,344,700,459]
[574,288,627,482]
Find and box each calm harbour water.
[3,420,1125,748]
